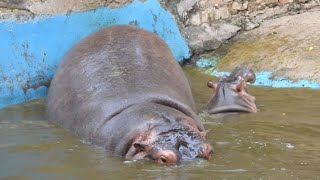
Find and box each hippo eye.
[159,155,168,164]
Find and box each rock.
[249,5,288,20]
[198,0,208,8]
[0,7,34,20]
[288,2,302,11]
[302,0,320,9]
[105,0,132,8]
[256,0,263,4]
[202,39,222,51]
[243,1,249,9]
[200,8,214,23]
[190,12,201,25]
[263,0,279,7]
[232,2,242,10]
[212,23,241,40]
[0,0,26,10]
[245,21,260,30]
[211,0,224,6]
[298,0,310,3]
[183,23,240,53]
[278,0,291,4]
[177,0,197,18]
[214,6,230,19]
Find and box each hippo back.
[46,25,200,140]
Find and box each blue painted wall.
[0,0,191,109]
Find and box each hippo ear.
[243,69,256,84]
[133,143,150,152]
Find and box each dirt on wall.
[0,0,132,20]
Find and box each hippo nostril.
[202,144,213,160]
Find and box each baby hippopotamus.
[207,65,257,114]
[46,25,213,164]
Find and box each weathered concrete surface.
[0,0,319,104]
[0,0,132,13]
[28,0,132,14]
[159,0,241,54]
[210,10,320,83]
[1,0,319,54]
[160,0,320,54]
[0,0,132,20]
[184,23,240,54]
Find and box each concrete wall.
[0,0,190,108]
[0,0,319,109]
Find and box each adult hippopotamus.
[46,25,213,164]
[207,65,257,114]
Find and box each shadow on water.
[0,66,319,179]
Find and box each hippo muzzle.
[207,65,257,114]
[127,128,213,164]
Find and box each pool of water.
[1,66,319,179]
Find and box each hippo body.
[46,25,212,164]
[207,65,257,114]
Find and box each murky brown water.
[1,66,319,179]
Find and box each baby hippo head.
[207,65,257,114]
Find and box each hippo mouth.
[208,104,257,114]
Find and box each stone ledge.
[201,11,320,84]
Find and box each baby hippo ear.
[133,143,150,152]
[233,76,246,92]
[207,80,217,90]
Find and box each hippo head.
[207,65,257,114]
[125,125,213,164]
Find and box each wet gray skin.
[46,25,213,164]
[207,65,257,114]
